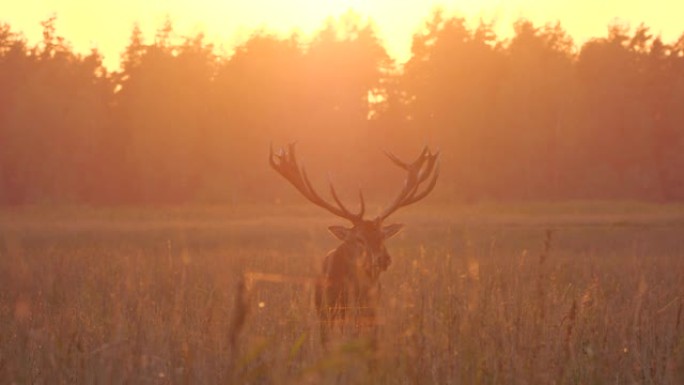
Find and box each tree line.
[1,12,684,205]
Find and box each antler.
[377,146,440,221]
[270,143,365,223]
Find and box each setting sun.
[2,0,683,69]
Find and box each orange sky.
[1,1,682,70]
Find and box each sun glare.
[1,1,683,70]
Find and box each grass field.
[1,202,683,384]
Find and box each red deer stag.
[269,144,439,345]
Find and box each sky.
[1,0,683,70]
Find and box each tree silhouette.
[113,21,216,203]
[492,20,575,199]
[401,12,504,200]
[0,17,111,204]
[1,15,684,205]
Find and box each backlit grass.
[1,203,683,384]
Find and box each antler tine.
[328,178,352,215]
[416,150,439,184]
[413,146,430,166]
[401,162,440,207]
[269,143,277,168]
[287,142,296,163]
[381,148,427,208]
[378,147,440,221]
[327,175,366,220]
[357,189,365,218]
[270,143,364,223]
[384,150,409,169]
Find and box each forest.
[2,13,684,205]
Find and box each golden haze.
[1,0,683,69]
[1,2,684,204]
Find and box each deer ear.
[382,223,404,239]
[328,226,351,241]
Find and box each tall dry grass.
[0,203,683,384]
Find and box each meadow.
[1,202,683,384]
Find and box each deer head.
[269,143,439,282]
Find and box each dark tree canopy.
[2,14,684,205]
